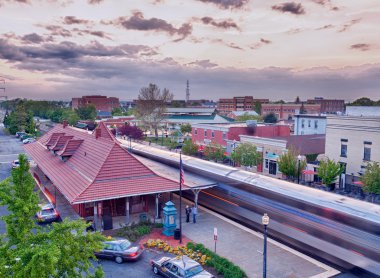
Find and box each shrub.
[117,221,154,242]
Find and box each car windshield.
[118,241,132,250]
[185,265,204,277]
[41,208,55,215]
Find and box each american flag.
[180,154,185,186]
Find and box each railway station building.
[24,121,190,230]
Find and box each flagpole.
[179,151,183,244]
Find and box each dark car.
[15,132,26,138]
[36,204,60,223]
[95,238,144,264]
[151,256,214,278]
[20,134,32,141]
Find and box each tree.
[235,113,261,122]
[135,83,173,138]
[254,102,262,115]
[277,149,306,181]
[180,123,192,135]
[349,97,374,106]
[0,154,105,278]
[317,158,344,190]
[112,107,124,116]
[263,113,277,123]
[8,103,28,134]
[25,111,36,135]
[117,124,144,140]
[231,143,260,168]
[76,105,97,120]
[361,162,380,194]
[61,109,80,126]
[204,142,225,162]
[295,96,301,104]
[182,140,198,156]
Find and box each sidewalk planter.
[187,242,247,278]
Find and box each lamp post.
[129,136,132,151]
[297,154,302,184]
[262,213,270,278]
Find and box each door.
[269,160,277,175]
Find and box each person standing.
[192,205,197,223]
[185,205,190,223]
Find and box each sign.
[213,227,218,241]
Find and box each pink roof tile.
[25,123,184,204]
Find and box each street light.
[297,154,302,184]
[262,213,270,278]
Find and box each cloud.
[44,25,72,37]
[0,0,30,6]
[338,19,361,32]
[260,38,271,44]
[106,11,192,40]
[63,16,90,25]
[310,0,339,11]
[272,2,305,15]
[211,39,243,50]
[200,17,240,30]
[350,43,371,51]
[72,28,112,40]
[196,0,249,9]
[249,38,272,50]
[87,0,103,4]
[187,59,218,68]
[21,33,45,44]
[316,24,334,30]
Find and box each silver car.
[151,255,214,278]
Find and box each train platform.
[171,195,339,278]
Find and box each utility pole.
[186,80,190,103]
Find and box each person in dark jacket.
[185,205,191,223]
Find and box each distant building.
[345,106,380,117]
[120,100,136,111]
[192,121,290,148]
[217,96,269,115]
[307,97,345,114]
[238,134,325,178]
[227,110,259,119]
[325,115,380,188]
[261,103,321,120]
[72,95,120,113]
[294,114,326,135]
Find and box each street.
[0,126,161,277]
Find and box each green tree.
[349,97,374,106]
[180,123,192,135]
[181,139,198,156]
[0,154,105,278]
[361,162,380,194]
[235,113,261,122]
[263,113,277,123]
[112,107,124,116]
[231,143,260,168]
[8,103,28,134]
[317,158,344,190]
[254,102,262,114]
[277,150,306,181]
[204,142,225,162]
[76,105,97,120]
[61,109,80,126]
[25,111,36,135]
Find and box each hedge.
[186,242,247,278]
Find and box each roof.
[229,111,259,117]
[165,108,216,114]
[25,122,185,204]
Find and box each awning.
[353,181,364,186]
[302,169,316,175]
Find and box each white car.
[23,138,36,144]
[11,159,20,168]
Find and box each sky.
[0,0,379,102]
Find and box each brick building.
[191,122,290,148]
[307,97,345,114]
[72,95,120,112]
[261,103,321,120]
[217,96,269,115]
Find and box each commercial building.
[192,121,290,148]
[294,114,327,135]
[217,96,269,115]
[307,97,345,114]
[261,103,321,120]
[72,95,120,113]
[238,134,325,178]
[325,116,380,185]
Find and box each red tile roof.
[25,122,185,204]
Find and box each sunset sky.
[0,0,379,101]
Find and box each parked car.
[151,255,214,278]
[95,238,144,264]
[36,204,60,223]
[15,132,26,138]
[23,137,36,144]
[11,159,20,168]
[20,134,32,141]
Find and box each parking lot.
[0,126,164,277]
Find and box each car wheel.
[114,256,123,264]
[153,266,159,274]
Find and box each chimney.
[95,128,101,139]
[63,120,68,128]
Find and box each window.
[363,147,371,161]
[308,120,311,128]
[340,144,347,157]
[301,119,305,128]
[211,131,215,138]
[204,130,207,137]
[194,129,197,135]
[314,120,318,129]
[265,159,269,169]
[222,132,226,140]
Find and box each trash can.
[174,228,181,240]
